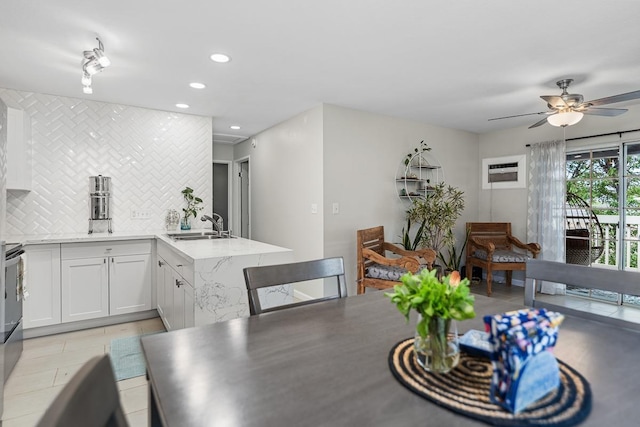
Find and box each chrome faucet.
[201,213,225,235]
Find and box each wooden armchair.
[465,222,540,296]
[356,226,436,294]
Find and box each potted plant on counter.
[181,187,203,230]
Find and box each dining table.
[141,290,640,426]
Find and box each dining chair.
[243,257,348,315]
[36,355,129,427]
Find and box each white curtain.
[527,140,566,295]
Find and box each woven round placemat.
[389,338,591,427]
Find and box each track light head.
[81,36,110,93]
[81,72,91,86]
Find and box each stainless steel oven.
[4,242,24,381]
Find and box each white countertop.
[155,234,291,261]
[8,229,292,262]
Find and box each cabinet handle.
[104,258,106,264]
[111,258,114,263]
[175,279,183,288]
[158,260,165,267]
[176,264,183,267]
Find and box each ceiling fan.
[489,79,640,128]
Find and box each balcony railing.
[567,214,640,306]
[591,215,640,271]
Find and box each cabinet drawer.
[157,242,194,284]
[62,240,152,260]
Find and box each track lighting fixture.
[81,37,110,94]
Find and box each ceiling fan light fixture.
[547,111,584,127]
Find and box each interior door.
[212,162,230,229]
[240,160,250,238]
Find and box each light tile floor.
[2,317,165,427]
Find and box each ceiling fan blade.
[582,107,628,117]
[541,95,567,109]
[488,111,548,121]
[528,116,549,129]
[585,90,640,107]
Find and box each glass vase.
[180,216,192,230]
[414,315,460,373]
[165,209,180,231]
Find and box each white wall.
[234,103,480,296]
[0,88,212,235]
[235,105,325,299]
[322,105,479,294]
[213,143,234,162]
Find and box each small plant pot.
[180,216,192,230]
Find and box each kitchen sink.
[166,231,235,241]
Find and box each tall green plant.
[400,217,427,251]
[407,183,465,254]
[437,229,470,271]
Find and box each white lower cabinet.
[62,257,109,322]
[60,240,152,323]
[24,244,62,328]
[110,254,152,315]
[157,241,194,331]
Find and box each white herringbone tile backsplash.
[0,88,212,235]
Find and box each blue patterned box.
[483,309,565,414]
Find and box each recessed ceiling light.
[210,53,231,63]
[189,82,206,89]
[175,103,189,109]
[230,125,241,130]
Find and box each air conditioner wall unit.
[482,155,526,189]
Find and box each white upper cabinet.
[6,106,32,191]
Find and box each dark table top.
[141,291,640,426]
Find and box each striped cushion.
[473,250,528,263]
[366,263,429,281]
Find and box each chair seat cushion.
[365,263,428,281]
[473,249,528,263]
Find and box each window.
[565,142,640,306]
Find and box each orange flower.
[449,270,461,287]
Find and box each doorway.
[237,159,250,238]
[212,162,230,231]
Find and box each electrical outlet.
[332,203,339,214]
[311,204,318,214]
[131,209,151,220]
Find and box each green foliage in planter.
[181,187,203,220]
[438,229,470,272]
[406,182,465,254]
[400,217,427,251]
